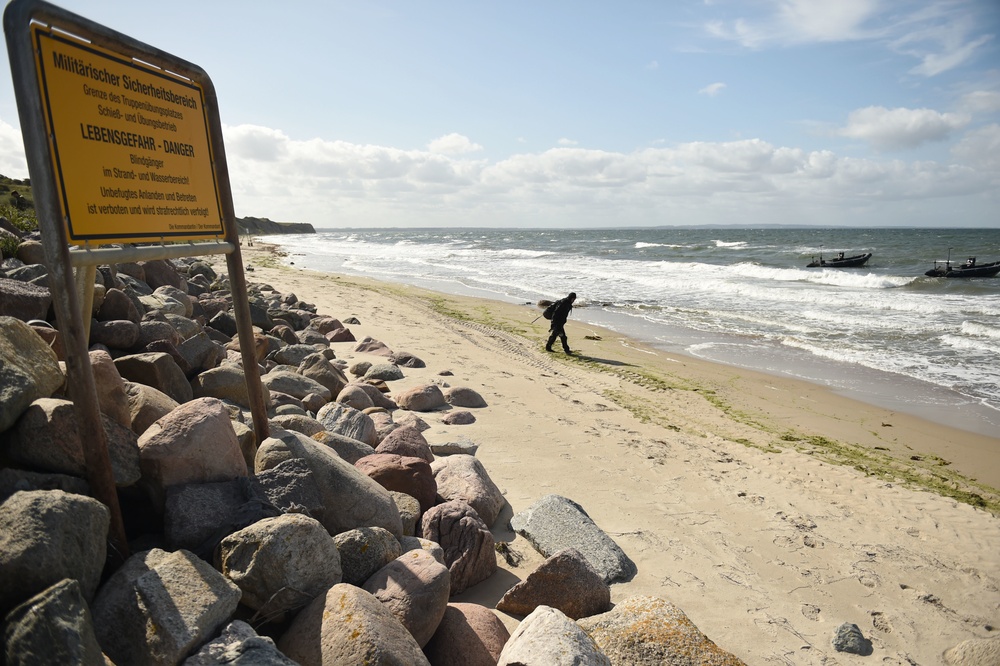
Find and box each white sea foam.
[961,321,1000,339]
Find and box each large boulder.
[191,364,271,411]
[4,398,141,487]
[333,526,403,586]
[443,386,488,408]
[376,425,433,462]
[114,351,193,404]
[276,584,430,665]
[123,381,179,436]
[0,316,63,433]
[431,454,506,527]
[420,500,497,596]
[217,514,342,621]
[0,278,50,321]
[311,430,376,464]
[423,602,511,666]
[510,494,636,584]
[89,349,132,428]
[90,548,241,666]
[355,453,437,513]
[497,605,610,666]
[578,596,746,665]
[136,396,248,510]
[315,401,377,446]
[262,369,331,402]
[1,579,103,666]
[255,428,402,538]
[297,353,348,397]
[396,383,447,412]
[496,547,611,620]
[362,548,451,647]
[0,490,108,617]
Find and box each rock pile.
[0,241,745,664]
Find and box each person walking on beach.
[545,292,576,354]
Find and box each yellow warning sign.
[32,25,224,244]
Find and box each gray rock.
[388,351,425,368]
[390,490,421,537]
[91,548,241,666]
[432,454,506,527]
[396,383,447,412]
[272,343,324,367]
[262,369,331,402]
[136,318,183,349]
[295,328,329,346]
[349,360,372,377]
[89,319,140,350]
[255,428,402,538]
[396,410,431,433]
[0,278,50,321]
[0,316,63,432]
[364,362,405,381]
[578,596,746,665]
[423,602,511,666]
[312,429,376,464]
[114,351,193,404]
[269,412,325,437]
[353,336,393,356]
[510,494,636,584]
[399,536,446,564]
[496,547,610,619]
[334,526,403,586]
[154,285,194,317]
[297,353,349,397]
[124,380,180,436]
[349,381,398,410]
[1,579,104,666]
[363,548,451,647]
[5,398,141,486]
[498,605,610,666]
[251,457,325,518]
[136,397,248,511]
[832,622,873,656]
[0,468,90,504]
[444,386,488,408]
[13,239,45,265]
[315,401,377,446]
[420,500,497,596]
[442,410,476,425]
[217,514,341,621]
[191,365,271,411]
[178,331,225,376]
[0,490,109,617]
[276,584,430,665]
[336,384,375,411]
[183,620,296,665]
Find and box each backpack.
[542,300,559,320]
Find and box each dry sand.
[235,242,999,664]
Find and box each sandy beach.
[235,241,999,664]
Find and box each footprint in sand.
[871,611,893,633]
[801,604,821,621]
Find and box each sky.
[2,0,999,228]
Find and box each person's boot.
[563,346,572,355]
[545,345,553,352]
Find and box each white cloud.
[699,82,727,96]
[218,123,996,227]
[427,133,483,155]
[0,116,28,179]
[705,1,995,77]
[952,124,1000,172]
[838,106,970,150]
[557,138,578,146]
[958,90,1000,115]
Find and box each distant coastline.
[237,216,315,236]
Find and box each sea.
[258,227,1000,438]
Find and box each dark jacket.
[550,295,574,327]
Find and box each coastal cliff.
[236,216,315,236]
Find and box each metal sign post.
[5,0,271,560]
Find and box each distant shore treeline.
[236,216,315,236]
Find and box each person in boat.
[965,257,976,267]
[837,252,845,260]
[545,292,576,354]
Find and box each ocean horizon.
[259,226,1000,438]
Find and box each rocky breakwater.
[0,236,747,664]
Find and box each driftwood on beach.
[0,238,760,664]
